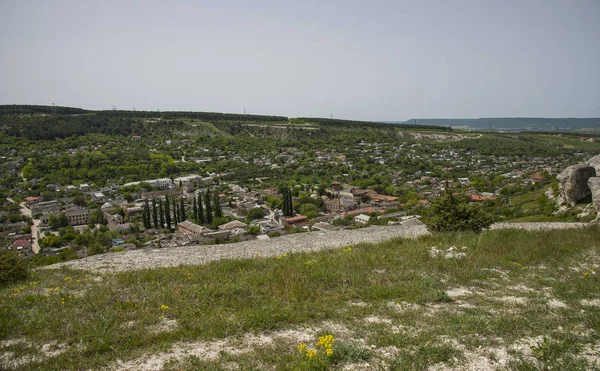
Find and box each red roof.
[13,239,30,247]
[531,174,545,180]
[470,195,495,201]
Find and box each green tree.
[247,207,265,221]
[172,198,178,226]
[40,234,61,248]
[180,197,186,221]
[197,193,205,224]
[58,213,69,228]
[205,190,213,224]
[159,199,164,228]
[165,195,171,229]
[152,198,158,228]
[214,193,222,218]
[425,193,494,232]
[145,199,151,229]
[193,197,198,222]
[299,203,319,218]
[73,195,87,207]
[0,250,30,286]
[48,214,60,230]
[248,225,261,235]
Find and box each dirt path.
[490,222,592,230]
[49,219,430,274]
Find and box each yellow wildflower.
[161,304,169,311]
[343,247,352,252]
[306,349,317,358]
[298,343,307,351]
[54,287,60,291]
[64,277,72,282]
[326,348,333,356]
[317,334,335,348]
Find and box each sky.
[1,0,599,121]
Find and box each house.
[64,206,91,226]
[369,194,399,203]
[104,212,124,226]
[111,238,125,247]
[254,220,282,233]
[12,239,31,251]
[101,202,115,212]
[31,200,61,215]
[91,192,105,201]
[178,220,211,235]
[80,184,91,192]
[531,173,546,183]
[354,214,371,225]
[25,196,40,204]
[282,215,308,227]
[325,198,356,213]
[218,220,248,231]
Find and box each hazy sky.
[1,1,599,120]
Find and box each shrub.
[0,250,30,286]
[88,242,105,256]
[425,193,494,232]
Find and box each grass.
[508,185,549,211]
[1,227,600,370]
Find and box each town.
[1,112,597,263]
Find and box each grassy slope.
[2,227,600,370]
[509,186,550,212]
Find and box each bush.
[0,250,30,286]
[88,242,105,256]
[425,193,494,232]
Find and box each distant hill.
[395,118,600,133]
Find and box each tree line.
[141,190,223,230]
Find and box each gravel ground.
[49,218,430,274]
[490,222,592,230]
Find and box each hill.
[1,227,599,370]
[397,118,600,133]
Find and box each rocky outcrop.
[588,177,600,217]
[588,154,600,173]
[556,164,596,206]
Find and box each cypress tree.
[152,198,158,228]
[193,197,198,222]
[285,188,293,217]
[165,195,171,229]
[144,199,151,229]
[159,199,164,228]
[205,189,212,224]
[180,197,186,221]
[214,193,222,218]
[198,192,205,224]
[173,198,178,225]
[142,202,148,229]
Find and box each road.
[19,201,41,254]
